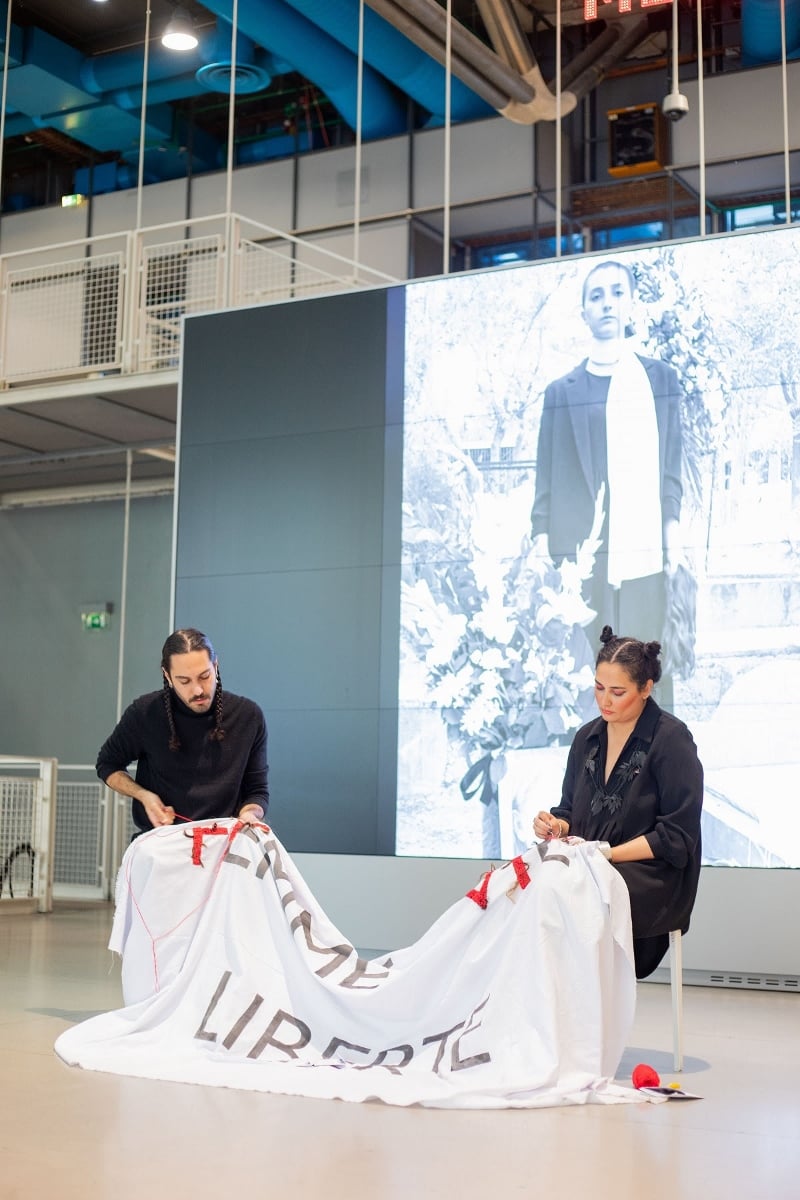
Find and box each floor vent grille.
[648,969,799,991]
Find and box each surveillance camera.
[662,91,689,122]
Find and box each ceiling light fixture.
[162,7,199,52]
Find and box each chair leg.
[670,929,683,1072]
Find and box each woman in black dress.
[533,627,703,978]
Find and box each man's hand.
[140,791,175,827]
[104,771,175,826]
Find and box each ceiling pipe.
[561,16,653,105]
[474,0,537,76]
[274,0,492,119]
[559,21,633,91]
[372,0,536,102]
[474,0,574,120]
[0,477,174,509]
[365,0,529,109]
[371,0,574,121]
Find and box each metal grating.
[0,213,393,390]
[139,235,223,371]
[237,237,358,306]
[53,781,106,897]
[0,780,39,901]
[1,252,124,383]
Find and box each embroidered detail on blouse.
[585,745,647,816]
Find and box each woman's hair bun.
[599,625,615,645]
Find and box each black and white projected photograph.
[397,227,800,867]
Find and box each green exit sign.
[81,608,112,631]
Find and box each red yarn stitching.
[510,856,531,889]
[190,824,229,866]
[466,870,492,909]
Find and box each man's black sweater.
[96,689,268,832]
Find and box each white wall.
[302,220,409,282]
[0,203,89,259]
[673,59,800,167]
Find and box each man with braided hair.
[97,628,268,835]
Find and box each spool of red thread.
[632,1063,661,1090]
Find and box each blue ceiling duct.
[80,43,205,95]
[0,3,407,180]
[0,0,491,193]
[195,19,274,95]
[740,0,800,64]
[276,0,491,123]
[198,0,408,137]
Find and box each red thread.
[466,870,492,909]
[511,856,531,889]
[125,819,248,993]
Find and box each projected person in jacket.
[530,260,684,681]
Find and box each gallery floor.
[1,902,798,1200]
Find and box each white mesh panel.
[139,236,223,370]
[3,252,124,383]
[237,238,357,306]
[0,781,39,901]
[53,782,104,892]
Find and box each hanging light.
[162,6,199,51]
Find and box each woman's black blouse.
[551,698,703,970]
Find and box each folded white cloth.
[55,820,641,1109]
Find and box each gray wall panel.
[181,290,393,445]
[176,287,403,854]
[175,426,385,577]
[0,496,172,763]
[172,567,383,713]
[263,709,381,855]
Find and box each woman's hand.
[238,804,266,826]
[533,811,566,841]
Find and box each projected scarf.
[604,352,663,587]
[55,820,643,1109]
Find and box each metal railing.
[52,768,111,900]
[0,213,397,388]
[0,755,57,912]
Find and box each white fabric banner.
[55,820,643,1109]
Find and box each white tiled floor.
[1,903,799,1200]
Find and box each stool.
[669,929,684,1071]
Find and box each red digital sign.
[584,0,672,20]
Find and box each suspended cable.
[695,0,706,236]
[443,0,452,275]
[354,0,365,275]
[222,0,239,306]
[779,0,791,223]
[225,0,239,217]
[136,0,152,232]
[0,0,13,233]
[555,0,562,257]
[116,449,133,722]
